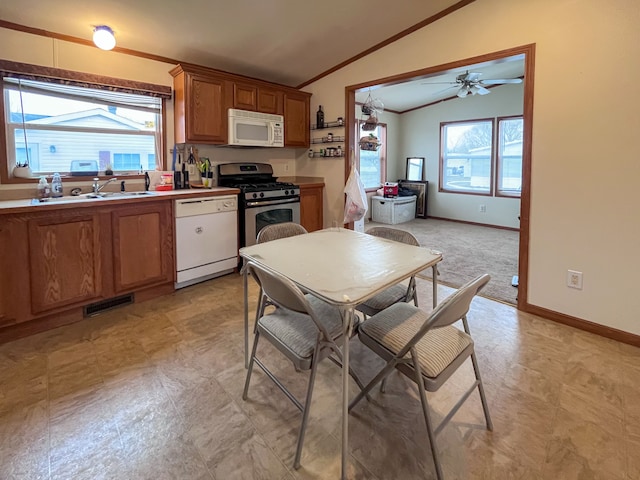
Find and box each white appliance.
[228,108,284,147]
[175,195,238,289]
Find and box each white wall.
[301,0,640,335]
[399,83,523,228]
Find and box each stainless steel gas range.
[217,163,300,247]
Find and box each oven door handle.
[245,197,300,208]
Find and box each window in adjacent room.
[0,61,171,181]
[357,121,387,190]
[439,116,523,198]
[496,116,523,197]
[440,119,493,195]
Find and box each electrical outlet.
[567,270,583,290]
[479,205,486,213]
[284,164,289,172]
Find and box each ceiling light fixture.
[93,25,116,51]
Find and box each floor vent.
[83,294,134,317]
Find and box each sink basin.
[32,191,155,204]
[100,191,155,198]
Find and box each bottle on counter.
[51,172,63,197]
[37,176,51,199]
[316,105,325,129]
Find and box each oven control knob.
[285,190,289,195]
[252,193,258,199]
[260,192,264,198]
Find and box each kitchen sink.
[32,191,155,204]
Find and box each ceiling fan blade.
[466,72,481,82]
[420,81,458,85]
[481,78,523,85]
[457,86,469,98]
[475,85,490,95]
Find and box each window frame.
[357,120,387,192]
[439,118,495,197]
[0,60,170,184]
[439,116,523,199]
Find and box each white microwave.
[228,108,284,147]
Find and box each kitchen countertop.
[0,187,240,215]
[277,176,325,187]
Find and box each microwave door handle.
[269,122,275,146]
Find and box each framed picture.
[406,157,425,181]
[398,180,428,218]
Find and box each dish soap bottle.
[51,172,63,198]
[37,176,51,199]
[316,105,325,129]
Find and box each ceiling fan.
[423,71,523,98]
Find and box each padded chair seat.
[359,283,409,311]
[259,295,343,363]
[359,303,472,378]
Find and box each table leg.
[432,265,438,309]
[243,266,249,368]
[341,308,355,479]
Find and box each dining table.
[239,227,442,479]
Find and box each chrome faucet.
[93,177,118,194]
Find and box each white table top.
[239,227,442,307]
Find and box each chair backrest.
[366,226,419,246]
[257,222,308,244]
[246,261,335,340]
[397,274,490,358]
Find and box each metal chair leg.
[470,351,493,431]
[412,348,444,480]
[349,359,397,412]
[242,331,261,400]
[294,343,321,469]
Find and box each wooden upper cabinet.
[284,90,311,147]
[257,87,283,115]
[27,212,104,314]
[171,66,228,144]
[233,82,257,111]
[233,82,283,115]
[171,63,308,146]
[111,202,174,293]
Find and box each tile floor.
[1,273,639,479]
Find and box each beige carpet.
[366,218,519,305]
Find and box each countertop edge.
[0,188,240,215]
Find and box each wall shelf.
[311,135,345,144]
[310,119,344,130]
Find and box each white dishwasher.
[175,195,238,289]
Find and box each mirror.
[406,157,425,181]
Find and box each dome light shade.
[93,25,116,50]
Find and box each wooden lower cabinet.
[112,202,174,293]
[300,184,324,232]
[0,200,175,338]
[28,212,104,314]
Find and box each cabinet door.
[233,82,257,110]
[112,202,174,293]
[258,87,283,115]
[28,213,103,314]
[300,185,324,232]
[284,91,310,147]
[186,73,227,143]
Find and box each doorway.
[345,44,535,309]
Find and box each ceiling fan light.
[457,86,469,98]
[93,25,116,50]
